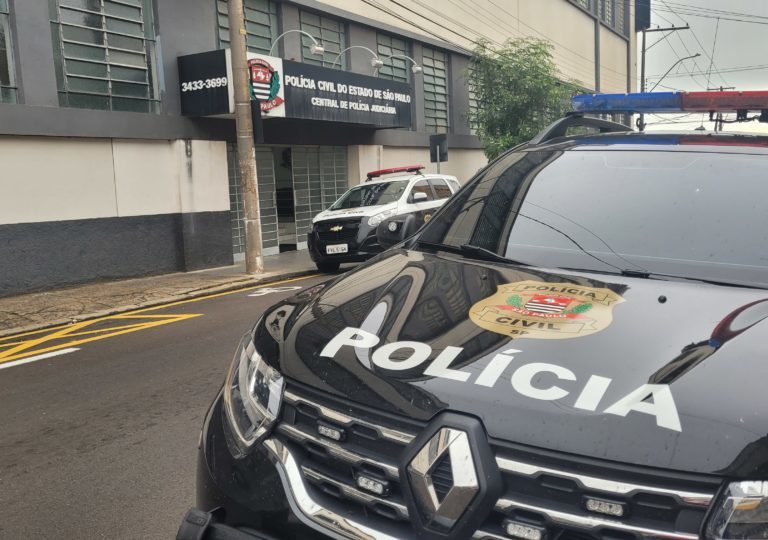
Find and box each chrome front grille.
[275,385,718,540]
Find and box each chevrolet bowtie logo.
[330,225,343,232]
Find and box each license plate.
[326,244,348,254]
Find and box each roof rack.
[528,113,630,145]
[366,165,424,181]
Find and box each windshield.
[418,149,768,288]
[330,180,408,210]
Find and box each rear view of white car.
[308,165,460,272]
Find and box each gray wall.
[0,211,232,297]
[0,0,226,141]
[0,0,480,147]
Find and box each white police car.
[307,165,460,272]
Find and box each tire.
[316,262,340,273]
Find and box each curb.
[0,269,320,340]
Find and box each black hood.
[257,249,768,477]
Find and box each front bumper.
[186,394,402,540]
[186,389,717,540]
[307,221,382,265]
[179,437,399,540]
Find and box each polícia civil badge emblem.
[469,280,624,340]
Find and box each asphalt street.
[0,274,328,540]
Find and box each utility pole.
[638,25,690,132]
[228,0,263,274]
[707,86,736,132]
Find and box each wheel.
[316,262,340,273]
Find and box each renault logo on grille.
[329,225,343,232]
[407,428,480,532]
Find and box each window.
[615,0,626,34]
[0,0,16,103]
[420,149,768,288]
[599,0,627,36]
[430,178,452,200]
[49,0,159,112]
[300,10,345,69]
[377,33,408,83]
[602,0,613,25]
[409,179,434,202]
[422,46,449,133]
[330,180,409,210]
[216,0,277,54]
[572,0,592,11]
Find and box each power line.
[656,2,768,24]
[646,22,707,89]
[647,63,768,79]
[364,0,632,91]
[483,0,630,78]
[359,0,470,51]
[662,1,768,22]
[649,6,709,89]
[447,0,626,87]
[705,17,720,90]
[655,1,730,87]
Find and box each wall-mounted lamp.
[379,54,423,75]
[330,45,383,70]
[268,30,325,57]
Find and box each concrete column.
[411,42,426,133]
[175,140,233,270]
[449,54,471,136]
[348,145,383,186]
[347,24,378,75]
[155,0,218,115]
[12,1,59,106]
[278,3,302,61]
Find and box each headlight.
[367,208,397,227]
[222,334,284,456]
[705,481,768,539]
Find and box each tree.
[468,39,580,159]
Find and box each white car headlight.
[367,208,397,227]
[705,481,768,539]
[223,334,284,456]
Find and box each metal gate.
[228,144,279,259]
[229,145,347,257]
[291,146,348,249]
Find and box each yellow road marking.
[0,274,321,364]
[0,320,91,360]
[0,274,320,344]
[0,314,201,364]
[35,321,160,339]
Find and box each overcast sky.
[639,0,768,133]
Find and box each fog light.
[585,497,625,517]
[387,221,398,232]
[356,474,388,496]
[503,520,545,540]
[317,421,344,441]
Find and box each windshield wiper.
[415,240,530,266]
[560,267,767,290]
[629,271,767,290]
[459,244,530,265]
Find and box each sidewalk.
[0,250,321,338]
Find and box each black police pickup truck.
[178,113,768,540]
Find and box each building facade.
[0,0,636,296]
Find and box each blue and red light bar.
[572,90,768,114]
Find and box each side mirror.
[412,191,428,203]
